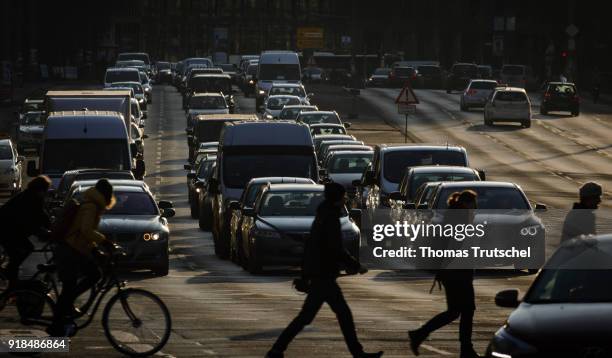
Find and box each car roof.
[73,185,146,194]
[328,150,374,156]
[309,123,344,128]
[192,92,225,97]
[267,95,301,100]
[72,179,147,188]
[270,83,303,88]
[282,105,317,109]
[547,82,576,86]
[299,111,337,116]
[494,87,528,93]
[195,114,258,121]
[63,168,133,176]
[438,181,518,189]
[248,177,315,186]
[378,144,466,153]
[192,74,231,79]
[409,166,478,174]
[106,67,139,72]
[469,79,497,83]
[267,183,324,191]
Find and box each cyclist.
[0,176,51,290]
[49,179,115,336]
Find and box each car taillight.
[544,92,551,99]
[467,89,477,95]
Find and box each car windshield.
[417,66,440,75]
[310,126,346,135]
[105,70,140,83]
[156,62,170,70]
[42,139,131,174]
[247,65,258,75]
[223,154,316,189]
[269,87,305,97]
[395,67,414,76]
[525,269,612,303]
[197,160,214,179]
[258,64,301,81]
[329,153,373,174]
[548,84,576,95]
[0,144,12,160]
[470,81,497,90]
[434,187,529,209]
[409,172,479,199]
[495,91,528,102]
[112,82,143,94]
[105,191,157,215]
[259,190,324,217]
[21,112,44,125]
[267,97,300,110]
[298,113,341,125]
[280,107,314,120]
[384,150,467,183]
[502,66,525,75]
[190,96,226,109]
[373,68,391,75]
[452,65,478,76]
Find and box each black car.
[540,82,580,116]
[446,63,479,93]
[155,61,172,83]
[366,68,391,87]
[239,183,361,273]
[228,177,316,264]
[186,154,217,218]
[196,160,217,231]
[67,180,175,276]
[415,65,443,89]
[487,235,612,358]
[389,66,416,87]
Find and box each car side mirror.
[477,169,486,181]
[229,201,241,211]
[142,112,147,119]
[139,124,145,128]
[343,122,351,128]
[417,203,429,210]
[142,134,149,139]
[185,128,193,134]
[351,179,361,187]
[194,181,205,189]
[307,93,314,98]
[318,168,327,177]
[158,200,174,209]
[184,164,192,170]
[389,191,403,201]
[161,208,176,218]
[27,160,39,177]
[495,289,520,308]
[17,155,26,163]
[187,173,196,179]
[535,203,547,211]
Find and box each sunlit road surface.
[2,83,611,357]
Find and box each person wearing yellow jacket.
[50,179,115,336]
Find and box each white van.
[255,51,301,109]
[27,111,136,188]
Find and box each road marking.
[421,343,453,355]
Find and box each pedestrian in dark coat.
[266,182,383,358]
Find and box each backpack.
[49,199,80,242]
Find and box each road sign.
[395,85,419,104]
[297,27,324,49]
[398,103,415,114]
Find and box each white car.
[263,95,302,119]
[0,138,24,195]
[267,83,311,104]
[484,87,532,128]
[460,80,498,110]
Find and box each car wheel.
[198,203,213,231]
[484,115,493,126]
[190,199,199,219]
[572,110,580,116]
[540,105,548,115]
[153,263,169,276]
[522,119,531,128]
[446,89,451,94]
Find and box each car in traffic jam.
[1,3,611,356]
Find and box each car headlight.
[145,87,151,92]
[258,90,266,95]
[520,224,543,237]
[489,325,537,357]
[249,80,254,84]
[143,232,161,241]
[254,228,281,239]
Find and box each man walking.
[266,182,383,358]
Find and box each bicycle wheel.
[102,288,171,357]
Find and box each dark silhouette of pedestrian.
[50,179,115,336]
[409,190,480,358]
[266,182,383,358]
[0,176,51,289]
[561,182,602,242]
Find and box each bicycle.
[0,243,172,357]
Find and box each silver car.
[484,87,532,128]
[460,80,498,110]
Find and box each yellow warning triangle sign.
[395,85,419,104]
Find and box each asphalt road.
[2,83,611,357]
